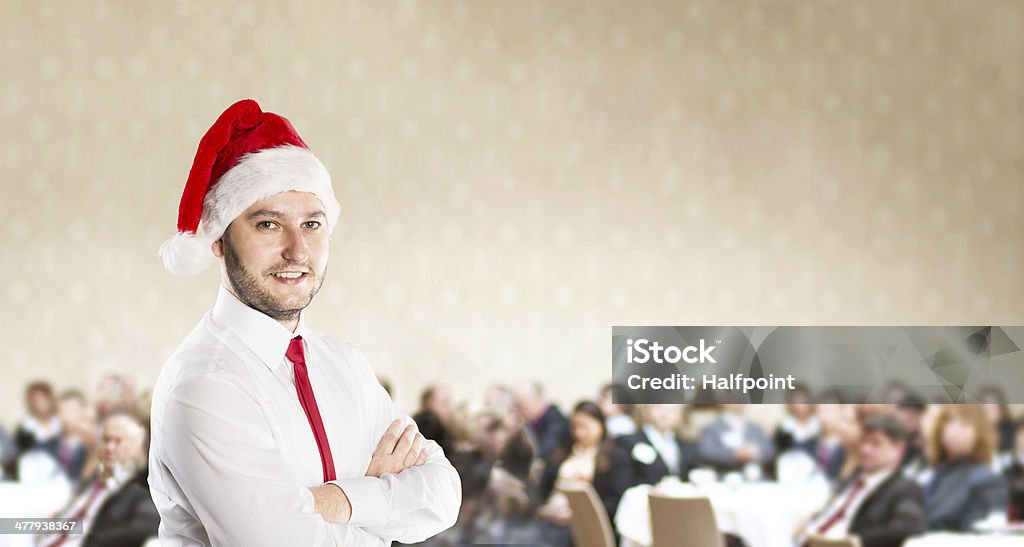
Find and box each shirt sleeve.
[328,349,461,544]
[159,372,387,547]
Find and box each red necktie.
[46,480,106,547]
[816,477,866,534]
[286,336,337,482]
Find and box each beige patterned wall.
[1,1,1022,423]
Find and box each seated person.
[42,412,159,547]
[817,403,862,484]
[15,381,62,462]
[923,404,1008,532]
[773,384,821,459]
[797,413,926,547]
[55,390,94,489]
[597,383,637,439]
[894,394,928,477]
[537,401,633,547]
[514,382,570,464]
[619,404,697,485]
[698,403,774,477]
[1003,421,1024,522]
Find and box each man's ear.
[212,238,224,258]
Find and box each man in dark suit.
[42,412,159,547]
[619,404,698,485]
[799,413,926,547]
[83,467,161,547]
[514,382,569,463]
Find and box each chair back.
[563,484,616,547]
[648,493,724,547]
[806,535,863,547]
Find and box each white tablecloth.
[615,480,831,547]
[904,533,1024,547]
[0,481,73,547]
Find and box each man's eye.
[257,221,277,230]
[304,221,322,229]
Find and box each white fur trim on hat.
[159,145,340,276]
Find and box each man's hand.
[365,419,428,478]
[308,483,352,524]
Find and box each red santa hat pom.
[160,99,340,276]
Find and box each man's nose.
[282,227,310,263]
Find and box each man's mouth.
[270,271,309,285]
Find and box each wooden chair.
[562,484,616,547]
[805,535,863,547]
[648,493,724,547]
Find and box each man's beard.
[222,234,325,323]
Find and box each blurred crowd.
[0,374,156,547]
[3,375,1024,547]
[407,382,1024,547]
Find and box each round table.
[615,480,831,547]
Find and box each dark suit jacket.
[82,470,160,547]
[618,430,698,486]
[539,443,634,527]
[847,472,927,547]
[531,405,570,462]
[924,460,1009,532]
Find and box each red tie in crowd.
[287,336,337,482]
[45,480,107,547]
[816,477,867,534]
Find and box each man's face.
[857,430,903,473]
[58,397,84,429]
[214,191,330,325]
[645,404,683,432]
[100,416,143,470]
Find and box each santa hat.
[159,99,340,276]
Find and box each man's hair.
[896,392,927,412]
[862,413,908,444]
[420,386,437,408]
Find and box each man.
[799,413,926,547]
[512,381,569,463]
[619,404,698,485]
[149,99,461,546]
[43,413,159,547]
[698,403,775,477]
[894,393,928,477]
[412,384,454,457]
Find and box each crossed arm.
[160,373,460,546]
[308,420,429,522]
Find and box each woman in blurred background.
[536,401,633,546]
[14,381,61,463]
[773,384,821,459]
[923,404,1008,531]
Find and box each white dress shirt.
[148,286,461,546]
[642,424,681,476]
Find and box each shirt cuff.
[330,476,387,528]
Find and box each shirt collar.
[212,285,308,371]
[859,467,895,491]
